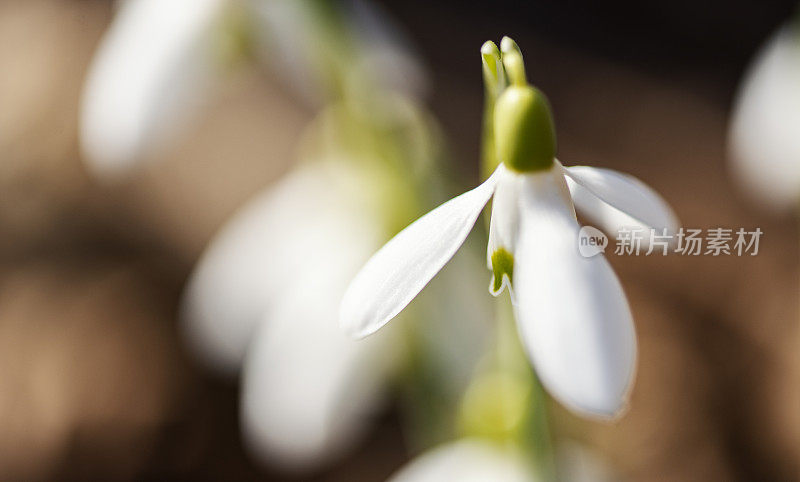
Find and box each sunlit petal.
[388,439,535,482]
[513,168,636,418]
[562,162,679,235]
[340,168,501,338]
[80,0,225,179]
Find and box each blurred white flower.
[387,439,535,482]
[388,439,617,482]
[80,0,226,180]
[729,24,800,211]
[181,164,372,373]
[341,83,679,419]
[181,162,402,471]
[241,269,398,471]
[80,0,426,180]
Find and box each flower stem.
[527,366,557,480]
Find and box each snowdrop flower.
[729,22,800,212]
[80,0,426,180]
[340,46,679,419]
[387,439,535,482]
[182,162,400,472]
[80,0,227,179]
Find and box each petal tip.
[340,322,375,340]
[338,303,382,340]
[561,395,631,422]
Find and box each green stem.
[527,368,556,480]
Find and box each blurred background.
[0,0,798,480]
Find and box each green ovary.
[493,85,556,173]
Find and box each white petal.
[729,25,800,211]
[388,439,535,482]
[487,166,521,297]
[487,166,521,264]
[513,168,636,418]
[80,0,224,179]
[340,169,500,338]
[241,245,399,473]
[181,165,382,374]
[562,162,679,235]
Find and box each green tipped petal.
[494,85,556,172]
[491,248,515,294]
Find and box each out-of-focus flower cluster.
[80,0,503,477]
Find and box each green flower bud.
[494,85,556,172]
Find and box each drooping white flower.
[181,163,399,471]
[181,164,378,373]
[80,0,427,179]
[729,23,800,211]
[80,0,226,179]
[340,70,679,418]
[387,439,535,482]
